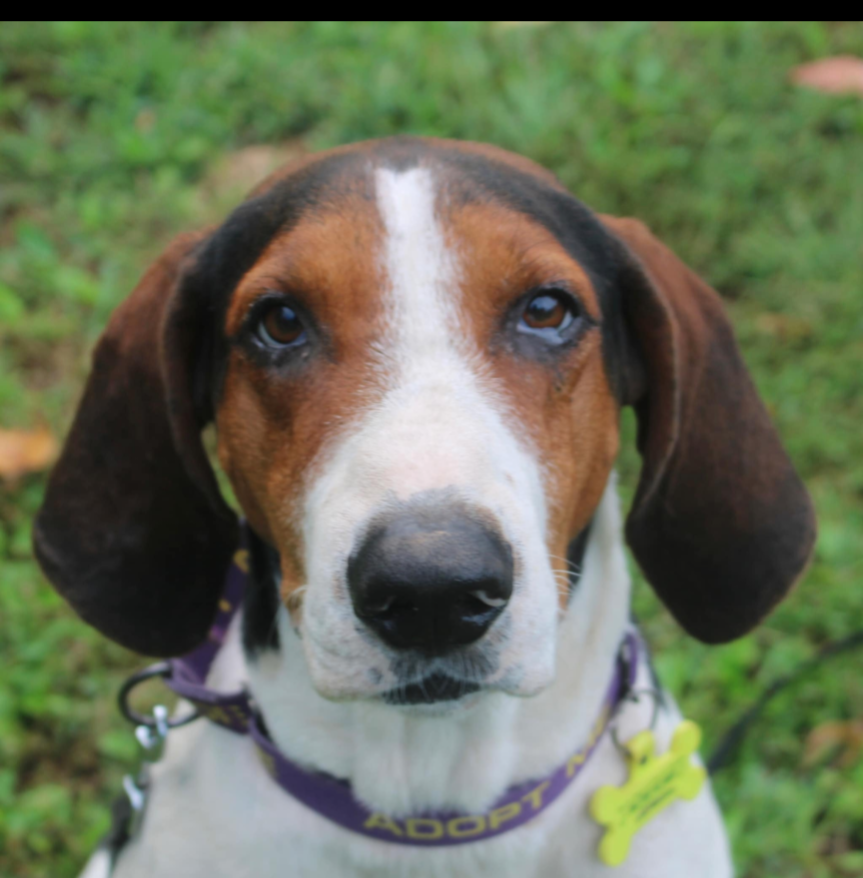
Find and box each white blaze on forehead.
[368,164,541,504]
[371,164,488,495]
[375,166,463,367]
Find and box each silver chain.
[122,703,170,839]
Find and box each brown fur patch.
[217,193,389,603]
[442,201,618,609]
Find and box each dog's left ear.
[600,215,816,644]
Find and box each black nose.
[347,504,514,654]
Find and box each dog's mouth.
[384,673,481,705]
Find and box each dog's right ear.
[34,231,238,656]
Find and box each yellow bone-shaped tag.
[590,719,706,866]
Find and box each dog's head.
[35,138,815,703]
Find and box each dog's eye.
[518,291,578,339]
[255,303,306,348]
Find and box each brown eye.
[256,303,306,348]
[523,294,568,330]
[519,292,578,341]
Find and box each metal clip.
[610,687,663,757]
[134,703,170,761]
[122,704,170,839]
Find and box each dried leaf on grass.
[790,56,863,97]
[202,141,310,208]
[804,719,863,768]
[755,312,814,343]
[0,426,58,481]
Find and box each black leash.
[707,629,863,775]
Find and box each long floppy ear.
[601,215,816,644]
[34,232,239,656]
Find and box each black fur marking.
[98,792,133,869]
[565,519,593,601]
[242,527,282,656]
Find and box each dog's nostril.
[470,588,509,609]
[347,504,514,654]
[453,595,500,628]
[366,594,397,616]
[366,592,420,622]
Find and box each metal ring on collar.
[118,661,200,729]
[610,687,663,755]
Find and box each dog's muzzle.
[347,502,514,655]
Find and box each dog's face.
[35,138,816,702]
[216,155,619,701]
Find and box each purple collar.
[164,541,638,847]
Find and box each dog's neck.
[210,481,631,817]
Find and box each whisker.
[548,553,582,576]
[551,571,576,599]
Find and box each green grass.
[1,20,862,877]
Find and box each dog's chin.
[385,673,480,705]
[383,673,485,715]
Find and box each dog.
[35,137,816,877]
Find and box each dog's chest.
[110,707,732,878]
